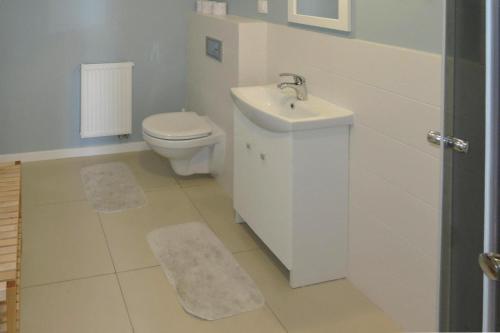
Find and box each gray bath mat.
[81,162,146,213]
[147,222,265,320]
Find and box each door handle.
[479,253,500,281]
[427,130,470,153]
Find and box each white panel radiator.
[81,62,134,138]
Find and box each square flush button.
[258,0,268,14]
[206,37,222,62]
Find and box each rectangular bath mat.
[81,162,146,213]
[148,222,265,320]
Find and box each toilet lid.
[143,112,212,140]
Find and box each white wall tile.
[350,124,441,208]
[349,203,439,332]
[294,67,442,158]
[267,24,310,82]
[188,14,267,195]
[265,22,443,331]
[331,74,441,158]
[350,166,440,259]
[239,22,268,86]
[268,23,442,106]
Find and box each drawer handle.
[260,153,266,161]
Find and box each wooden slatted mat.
[0,162,21,333]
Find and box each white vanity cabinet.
[233,108,350,288]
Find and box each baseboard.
[0,141,150,163]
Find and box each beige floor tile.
[21,274,133,333]
[22,158,87,206]
[78,152,134,167]
[21,201,114,286]
[80,151,177,191]
[184,183,259,253]
[175,173,216,188]
[235,250,401,333]
[100,187,203,272]
[118,266,286,333]
[122,150,178,190]
[19,151,401,333]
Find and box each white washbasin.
[230,85,353,132]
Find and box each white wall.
[187,14,267,195]
[266,23,442,331]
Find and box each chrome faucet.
[277,73,308,101]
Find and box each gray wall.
[0,0,442,154]
[228,0,443,53]
[0,0,191,154]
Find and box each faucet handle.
[279,73,306,85]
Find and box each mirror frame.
[288,0,351,32]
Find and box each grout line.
[116,264,161,275]
[309,63,442,109]
[20,265,162,290]
[173,176,182,187]
[21,272,116,290]
[96,213,117,274]
[115,274,136,333]
[354,118,441,159]
[96,213,136,333]
[22,197,88,209]
[178,184,261,255]
[353,122,440,161]
[179,185,264,255]
[351,161,440,210]
[22,190,114,290]
[350,200,438,265]
[178,186,266,255]
[178,189,289,331]
[265,303,290,333]
[178,185,222,238]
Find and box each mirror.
[288,0,351,32]
[297,0,338,19]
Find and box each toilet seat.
[143,114,225,176]
[143,112,212,141]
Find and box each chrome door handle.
[452,138,469,153]
[427,130,444,145]
[479,253,500,281]
[427,130,469,153]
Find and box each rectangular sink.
[230,85,353,132]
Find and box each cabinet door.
[233,111,258,223]
[234,110,293,268]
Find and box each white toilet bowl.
[142,112,225,176]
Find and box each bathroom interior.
[0,0,498,332]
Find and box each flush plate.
[206,37,222,62]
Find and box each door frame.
[483,0,499,330]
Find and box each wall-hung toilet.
[142,112,225,176]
